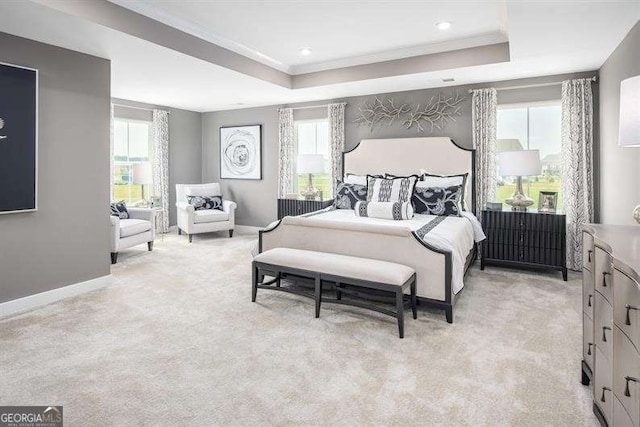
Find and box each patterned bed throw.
[354,201,414,220]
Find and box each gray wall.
[203,71,598,227]
[599,20,640,226]
[0,32,111,304]
[112,98,202,226]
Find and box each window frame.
[293,118,331,196]
[112,117,153,203]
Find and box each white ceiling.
[0,0,638,112]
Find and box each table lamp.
[618,75,640,223]
[498,150,541,212]
[297,154,324,200]
[132,162,153,206]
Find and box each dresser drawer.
[614,394,636,427]
[595,291,614,362]
[584,312,595,371]
[595,246,614,304]
[595,346,613,425]
[613,326,640,427]
[584,268,595,319]
[583,231,595,271]
[614,268,640,352]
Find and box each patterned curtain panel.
[328,102,346,196]
[562,78,594,271]
[471,88,497,217]
[109,103,114,202]
[278,108,294,197]
[152,109,170,233]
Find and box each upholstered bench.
[252,248,417,338]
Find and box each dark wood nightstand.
[481,209,567,281]
[277,198,334,219]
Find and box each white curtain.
[278,108,295,197]
[328,102,346,195]
[471,88,498,216]
[110,103,115,202]
[152,109,170,233]
[562,78,594,271]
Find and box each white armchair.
[110,207,155,264]
[176,183,236,242]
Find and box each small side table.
[481,208,567,281]
[277,198,333,219]
[152,207,164,241]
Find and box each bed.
[258,137,484,323]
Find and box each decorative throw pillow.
[334,181,367,209]
[420,172,469,211]
[186,195,223,211]
[110,201,129,219]
[354,201,414,220]
[366,175,418,203]
[412,183,463,216]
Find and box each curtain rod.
[112,103,171,114]
[468,76,597,93]
[283,102,347,111]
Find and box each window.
[112,119,152,204]
[496,102,562,210]
[294,119,332,198]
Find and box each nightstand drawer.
[595,246,614,304]
[613,326,640,427]
[614,395,635,427]
[595,291,613,363]
[584,312,594,372]
[614,268,640,352]
[583,231,595,271]
[595,346,613,425]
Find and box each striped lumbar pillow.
[354,201,414,220]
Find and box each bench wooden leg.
[396,289,404,339]
[276,272,281,288]
[251,262,258,302]
[336,282,342,300]
[314,275,321,318]
[411,277,417,320]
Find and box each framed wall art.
[220,124,262,180]
[0,62,38,214]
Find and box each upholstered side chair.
[175,183,236,242]
[110,208,155,264]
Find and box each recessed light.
[436,21,451,30]
[300,48,312,56]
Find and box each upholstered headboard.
[342,137,476,212]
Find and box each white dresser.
[582,225,640,427]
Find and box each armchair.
[176,183,236,242]
[110,207,155,264]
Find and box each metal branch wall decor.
[354,91,466,133]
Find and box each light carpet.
[0,230,597,426]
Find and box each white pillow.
[354,201,414,220]
[185,183,222,197]
[343,174,368,186]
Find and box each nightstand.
[481,209,567,281]
[277,198,333,219]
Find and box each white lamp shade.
[132,163,153,185]
[619,75,640,147]
[297,154,325,174]
[498,150,541,177]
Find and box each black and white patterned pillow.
[354,201,414,220]
[367,175,417,203]
[412,184,463,216]
[110,200,129,219]
[421,172,469,211]
[186,195,223,211]
[334,181,367,209]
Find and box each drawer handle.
[602,271,611,287]
[588,294,592,307]
[587,342,593,355]
[625,376,639,397]
[602,326,611,342]
[601,386,612,402]
[626,304,639,325]
[588,250,593,263]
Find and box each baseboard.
[0,274,112,319]
[235,225,261,234]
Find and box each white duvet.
[265,208,486,294]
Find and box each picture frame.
[538,191,558,213]
[0,62,38,214]
[220,124,262,180]
[485,202,503,211]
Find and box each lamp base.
[633,205,640,224]
[505,176,534,212]
[301,173,318,201]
